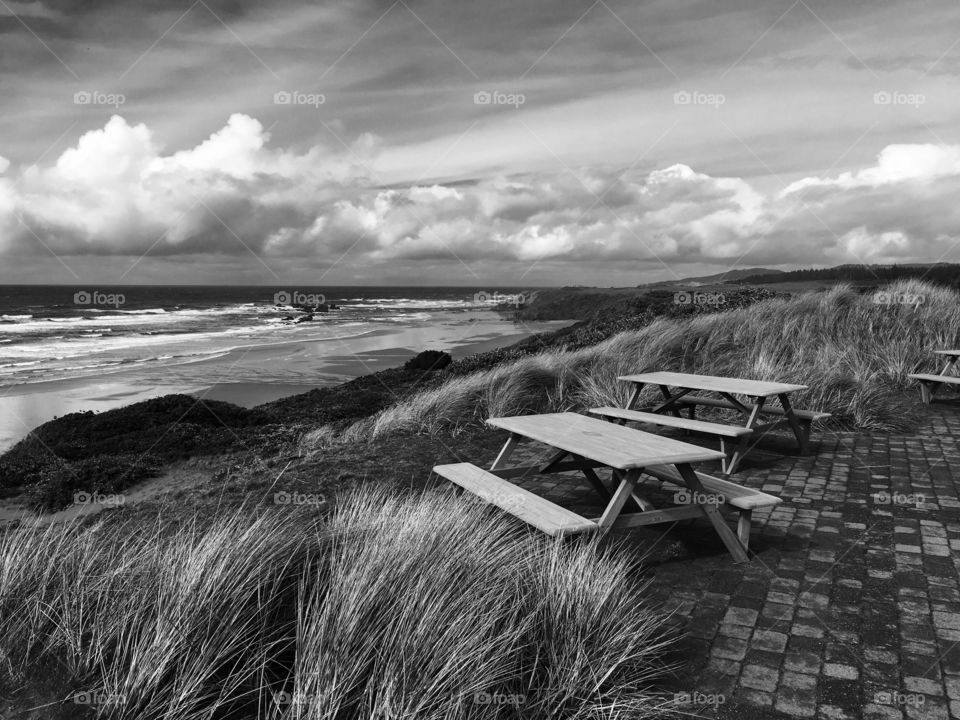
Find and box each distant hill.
[737,263,960,286]
[645,268,784,287]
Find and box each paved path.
[504,404,960,719]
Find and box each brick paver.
[503,400,960,718]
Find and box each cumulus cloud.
[2,116,959,272]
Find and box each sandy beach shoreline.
[0,319,567,453]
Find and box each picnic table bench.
[434,412,783,562]
[909,350,960,404]
[590,371,829,475]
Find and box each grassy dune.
[0,489,674,719]
[306,280,959,448]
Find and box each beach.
[0,308,564,453]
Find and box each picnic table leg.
[675,463,749,563]
[597,469,641,530]
[491,434,521,471]
[580,464,613,501]
[724,397,765,475]
[658,385,684,418]
[625,383,644,410]
[778,393,810,455]
[941,356,959,376]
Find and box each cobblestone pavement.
[501,403,960,719]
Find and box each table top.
[487,412,725,469]
[934,350,960,357]
[619,371,807,397]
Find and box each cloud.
[2,116,960,275]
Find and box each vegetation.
[0,488,674,719]
[306,281,956,448]
[738,262,960,286]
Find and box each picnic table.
[434,412,782,562]
[590,371,829,475]
[909,350,960,404]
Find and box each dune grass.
[0,488,674,719]
[305,280,960,449]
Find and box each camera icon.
[274,291,291,305]
[73,691,94,705]
[473,692,491,705]
[673,90,691,105]
[274,91,292,105]
[473,291,491,303]
[74,91,92,105]
[272,691,292,705]
[874,691,892,704]
[73,492,92,504]
[873,291,891,305]
[74,290,91,305]
[474,91,492,105]
[673,291,692,305]
[674,490,691,504]
[274,492,291,505]
[874,91,892,105]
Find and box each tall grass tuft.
[304,281,960,448]
[0,490,673,719]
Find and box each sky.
[1,0,959,285]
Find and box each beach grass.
[0,488,674,719]
[305,280,958,449]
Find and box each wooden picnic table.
[609,371,817,475]
[483,412,750,561]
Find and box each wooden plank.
[434,463,597,536]
[909,373,960,385]
[589,407,753,438]
[600,504,705,529]
[934,350,960,357]
[641,464,782,510]
[672,396,831,421]
[486,413,725,469]
[619,371,807,397]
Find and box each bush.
[0,488,674,719]
[26,453,163,513]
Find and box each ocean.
[0,285,561,452]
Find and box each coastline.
[0,320,568,453]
